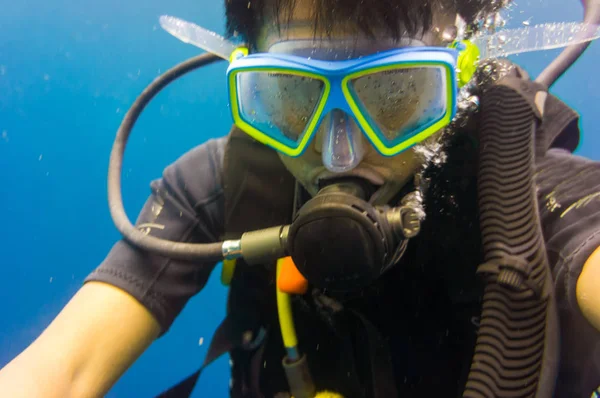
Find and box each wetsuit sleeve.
[536,148,600,396]
[536,148,600,309]
[85,136,227,335]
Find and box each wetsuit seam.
[89,267,170,308]
[192,189,224,211]
[550,228,600,308]
[562,228,600,265]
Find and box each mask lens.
[349,66,448,145]
[236,70,325,148]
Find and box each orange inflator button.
[278,256,309,295]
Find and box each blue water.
[0,0,598,396]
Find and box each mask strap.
[449,40,481,88]
[229,47,249,63]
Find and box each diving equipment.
[159,15,600,174]
[107,11,600,267]
[287,178,421,291]
[107,13,600,265]
[276,257,316,398]
[227,45,460,165]
[107,2,600,397]
[464,59,559,398]
[159,15,237,61]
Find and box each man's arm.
[0,281,160,398]
[0,136,226,397]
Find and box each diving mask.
[227,41,461,172]
[159,15,600,174]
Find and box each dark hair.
[456,0,507,27]
[225,0,503,50]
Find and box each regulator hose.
[107,52,225,261]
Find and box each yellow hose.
[220,258,236,286]
[314,392,345,398]
[276,257,298,349]
[277,258,345,398]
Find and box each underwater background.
[0,0,598,396]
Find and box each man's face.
[255,0,458,204]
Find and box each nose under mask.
[319,109,366,173]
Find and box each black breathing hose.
[463,80,559,398]
[107,52,225,262]
[462,2,600,396]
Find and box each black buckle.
[477,255,546,299]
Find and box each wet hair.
[456,0,507,26]
[225,0,504,50]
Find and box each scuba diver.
[2,0,600,396]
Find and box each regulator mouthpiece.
[286,179,421,291]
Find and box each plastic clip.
[477,255,546,298]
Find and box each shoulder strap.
[223,127,296,239]
[348,310,399,398]
[154,315,241,397]
[155,258,276,397]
